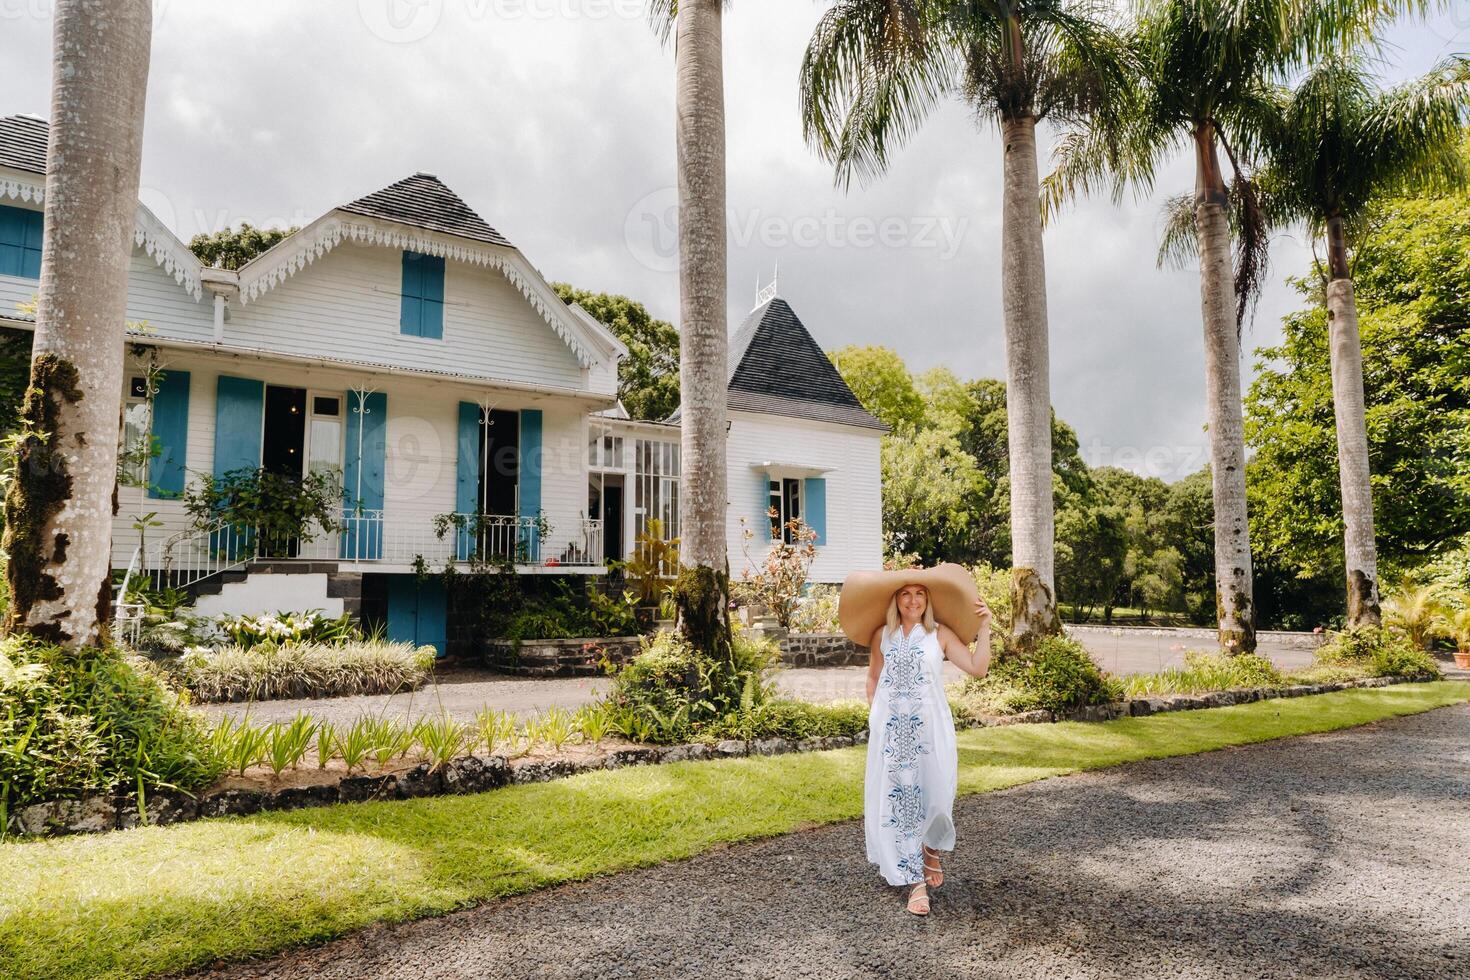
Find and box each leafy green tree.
[1159,468,1217,625]
[1090,467,1184,619]
[829,345,928,432]
[1246,192,1470,598]
[1248,53,1469,626]
[801,0,1130,649]
[553,284,681,421]
[880,427,989,565]
[188,223,296,270]
[1055,485,1128,622]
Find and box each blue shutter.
[518,409,542,561]
[212,376,263,558]
[803,477,827,546]
[399,251,422,336]
[759,471,773,540]
[420,255,444,339]
[148,370,190,499]
[213,376,263,476]
[0,204,43,280]
[455,401,480,559]
[341,391,387,560]
[400,251,445,339]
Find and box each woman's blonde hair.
[884,584,936,643]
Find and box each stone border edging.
[8,674,1433,838]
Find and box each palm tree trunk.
[1191,122,1255,654]
[1000,113,1061,651]
[672,0,732,658]
[2,0,152,648]
[1324,215,1380,627]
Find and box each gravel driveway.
[191,703,1470,980]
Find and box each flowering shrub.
[738,516,818,629]
[211,610,360,652]
[790,584,840,634]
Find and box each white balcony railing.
[147,512,604,589]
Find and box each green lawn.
[3,682,1467,980]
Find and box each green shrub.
[1,637,222,822]
[174,640,435,702]
[1124,652,1283,698]
[602,628,780,744]
[958,635,1121,715]
[213,610,361,651]
[497,580,639,642]
[702,698,868,742]
[1314,626,1442,679]
[790,584,840,634]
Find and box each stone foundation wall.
[778,631,868,667]
[482,636,643,676]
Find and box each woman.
[838,563,992,916]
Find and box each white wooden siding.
[725,410,884,584]
[109,350,593,572]
[2,244,208,334]
[225,246,586,389]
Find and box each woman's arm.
[866,627,885,704]
[940,598,993,678]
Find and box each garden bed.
[480,636,643,676]
[9,673,1428,839]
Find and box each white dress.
[864,622,959,886]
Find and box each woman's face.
[896,585,928,620]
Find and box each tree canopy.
[553,284,681,422]
[187,223,296,271]
[1246,189,1470,592]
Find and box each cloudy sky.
[3,2,1465,481]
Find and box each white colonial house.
[0,114,884,654]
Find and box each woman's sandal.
[922,844,944,888]
[907,881,930,916]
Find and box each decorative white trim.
[0,174,204,301]
[133,203,203,300]
[236,214,601,368]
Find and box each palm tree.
[1043,0,1417,654]
[800,0,1129,651]
[1251,55,1469,627]
[1382,578,1443,651]
[3,0,152,647]
[648,0,734,658]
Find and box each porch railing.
[147,512,604,587]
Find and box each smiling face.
[895,585,928,622]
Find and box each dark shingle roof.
[0,115,49,174]
[338,172,513,248]
[724,297,886,431]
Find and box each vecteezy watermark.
[1080,438,1209,482]
[356,0,646,43]
[0,0,171,24]
[624,186,971,274]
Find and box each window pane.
[309,418,342,478]
[313,396,340,417]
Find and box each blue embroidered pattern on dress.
[882,711,928,771]
[882,783,926,835]
[879,625,932,884]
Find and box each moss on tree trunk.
[1008,566,1061,656]
[3,353,83,641]
[674,563,732,665]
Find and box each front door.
[477,408,520,558]
[603,483,623,565]
[261,385,307,556]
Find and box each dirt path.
[190,703,1470,980]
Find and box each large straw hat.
[837,562,981,647]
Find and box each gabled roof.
[0,115,47,174]
[338,172,513,248]
[721,297,887,431]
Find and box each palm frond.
[1155,192,1198,270]
[799,0,958,188]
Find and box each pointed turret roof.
[338,172,513,248]
[719,296,886,431]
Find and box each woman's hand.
[974,596,992,627]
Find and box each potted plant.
[655,590,678,633]
[1446,602,1470,669]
